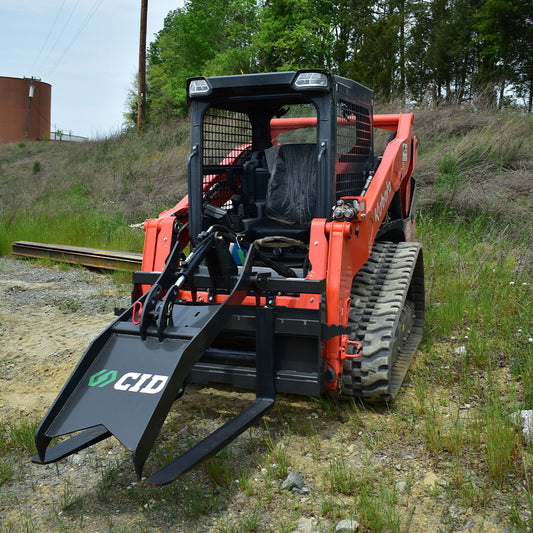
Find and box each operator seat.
[245,143,318,242]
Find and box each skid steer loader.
[33,70,424,486]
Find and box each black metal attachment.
[32,237,281,483]
[146,305,276,486]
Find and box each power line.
[31,0,67,72]
[45,0,104,78]
[39,0,81,74]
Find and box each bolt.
[314,241,319,246]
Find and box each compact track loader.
[33,71,424,485]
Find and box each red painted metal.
[138,113,417,390]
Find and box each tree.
[476,0,533,110]
[407,0,484,106]
[145,0,259,120]
[126,0,533,125]
[253,0,337,71]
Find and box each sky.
[1,1,184,139]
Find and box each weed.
[0,419,39,455]
[59,297,80,313]
[96,460,121,503]
[451,468,488,510]
[437,154,461,192]
[328,456,358,495]
[509,460,533,531]
[238,464,254,497]
[221,505,263,533]
[205,447,234,488]
[355,476,403,533]
[346,402,363,433]
[320,495,344,519]
[265,440,290,479]
[183,484,226,518]
[484,394,521,486]
[60,480,85,512]
[0,457,14,487]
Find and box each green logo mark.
[88,369,117,388]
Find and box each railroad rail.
[12,241,143,271]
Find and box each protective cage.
[187,71,374,248]
[184,71,376,394]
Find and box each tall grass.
[414,107,533,229]
[418,206,532,399]
[0,120,189,255]
[0,210,145,255]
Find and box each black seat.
[264,143,318,226]
[244,143,317,242]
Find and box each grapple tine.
[32,426,111,465]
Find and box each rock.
[420,472,447,490]
[295,517,316,533]
[395,480,407,492]
[335,518,360,531]
[510,410,533,444]
[281,471,305,491]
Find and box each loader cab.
[186,70,374,264]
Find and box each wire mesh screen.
[335,99,372,200]
[202,108,252,166]
[202,108,252,209]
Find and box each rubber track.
[341,242,425,401]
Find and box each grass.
[0,105,532,530]
[0,119,189,255]
[0,419,39,488]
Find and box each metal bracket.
[321,323,351,341]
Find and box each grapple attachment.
[33,230,275,484]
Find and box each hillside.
[1,106,532,256]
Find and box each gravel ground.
[0,257,526,532]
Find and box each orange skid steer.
[33,71,424,485]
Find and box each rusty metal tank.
[0,76,51,143]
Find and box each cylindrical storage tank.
[0,76,51,143]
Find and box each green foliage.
[253,0,336,71]
[437,154,461,191]
[475,0,533,110]
[142,0,260,121]
[0,419,39,487]
[484,393,521,486]
[133,0,533,123]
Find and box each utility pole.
[137,0,148,134]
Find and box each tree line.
[132,0,532,123]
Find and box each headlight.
[188,78,211,97]
[293,71,329,89]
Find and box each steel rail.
[11,241,143,271]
